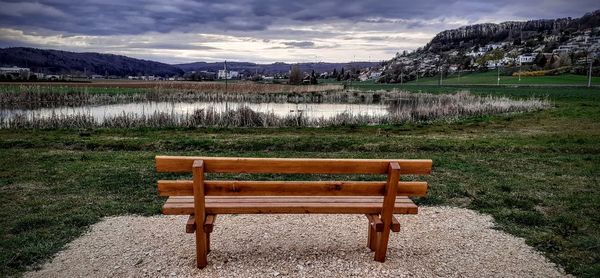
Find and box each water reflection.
[1,101,390,123]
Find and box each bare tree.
[289,64,303,85]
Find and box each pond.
[0,101,390,123]
[0,91,550,128]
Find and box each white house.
[45,74,62,80]
[487,43,506,50]
[217,70,239,79]
[0,66,30,79]
[358,73,369,81]
[369,71,382,79]
[518,53,536,64]
[0,66,29,74]
[32,72,45,79]
[553,45,576,54]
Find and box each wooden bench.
[155,156,432,268]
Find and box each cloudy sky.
[0,1,598,64]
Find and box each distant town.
[2,12,599,84]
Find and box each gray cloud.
[0,0,598,63]
[282,41,315,48]
[125,43,218,51]
[0,0,597,36]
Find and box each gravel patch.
[26,206,570,278]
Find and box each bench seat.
[163,196,418,215]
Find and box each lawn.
[406,71,600,86]
[0,85,599,277]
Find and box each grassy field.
[406,71,600,86]
[0,85,599,277]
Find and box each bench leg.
[367,220,373,250]
[206,232,211,254]
[374,224,391,262]
[367,223,379,252]
[195,225,208,268]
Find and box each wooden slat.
[156,156,432,175]
[186,215,195,233]
[158,180,428,197]
[166,196,414,204]
[162,196,418,215]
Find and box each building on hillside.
[359,73,369,81]
[369,71,382,79]
[467,48,487,57]
[487,43,506,50]
[486,60,507,69]
[553,45,576,54]
[518,53,536,64]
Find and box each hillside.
[0,47,183,77]
[377,10,600,83]
[175,61,381,75]
[425,10,600,53]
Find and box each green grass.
[319,72,600,87]
[0,85,599,277]
[407,71,600,85]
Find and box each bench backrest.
[156,156,432,197]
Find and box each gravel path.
[26,207,570,278]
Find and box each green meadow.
[0,84,599,277]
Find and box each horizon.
[0,1,599,64]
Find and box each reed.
[0,83,345,108]
[0,91,549,129]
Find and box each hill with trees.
[0,47,184,77]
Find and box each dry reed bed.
[1,92,549,129]
[0,83,344,108]
[0,81,344,91]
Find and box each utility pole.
[497,65,500,86]
[588,56,593,88]
[400,68,403,85]
[439,65,443,86]
[224,60,228,94]
[519,60,522,82]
